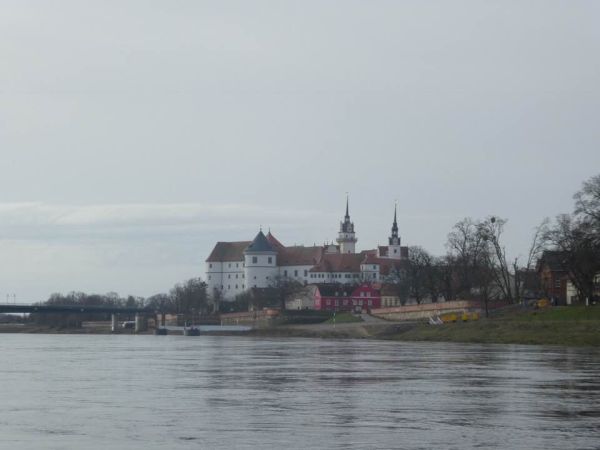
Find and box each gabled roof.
[245,230,276,253]
[206,241,251,262]
[279,246,324,266]
[266,232,285,250]
[310,253,363,273]
[314,283,354,297]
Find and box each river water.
[1,334,599,450]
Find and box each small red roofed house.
[314,283,381,312]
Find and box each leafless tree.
[574,173,600,247]
[544,214,600,303]
[406,246,436,304]
[446,218,488,298]
[477,217,514,303]
[513,218,549,302]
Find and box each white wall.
[360,264,380,281]
[206,260,245,300]
[279,265,312,284]
[244,252,278,289]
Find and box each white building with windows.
[205,200,409,300]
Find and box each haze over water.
[2,335,599,449]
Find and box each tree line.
[391,173,600,314]
[33,278,210,326]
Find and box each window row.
[209,262,244,269]
[325,299,373,306]
[283,269,309,277]
[310,273,360,279]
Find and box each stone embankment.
[370,300,475,321]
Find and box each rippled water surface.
[1,334,599,449]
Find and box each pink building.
[314,283,381,312]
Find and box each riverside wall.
[370,300,482,321]
[220,309,283,328]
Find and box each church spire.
[345,195,350,220]
[391,202,398,237]
[389,202,401,247]
[337,195,357,253]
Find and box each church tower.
[388,203,402,259]
[336,197,357,254]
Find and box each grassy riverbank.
[3,306,599,346]
[383,306,600,346]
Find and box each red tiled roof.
[279,246,324,266]
[266,232,285,249]
[205,241,251,262]
[310,253,363,273]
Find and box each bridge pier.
[111,314,118,332]
[135,314,147,333]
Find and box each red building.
[537,250,569,305]
[313,283,381,312]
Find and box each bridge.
[0,303,157,332]
[0,303,150,315]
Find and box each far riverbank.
[2,307,599,347]
[249,306,600,347]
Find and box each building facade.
[205,201,409,301]
[313,283,381,312]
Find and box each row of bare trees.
[39,278,209,317]
[389,173,600,314]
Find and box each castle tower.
[244,230,278,289]
[336,197,357,254]
[388,203,402,259]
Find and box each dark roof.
[245,230,276,253]
[279,246,324,266]
[538,250,569,272]
[206,241,251,262]
[314,283,354,297]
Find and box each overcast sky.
[1,0,599,301]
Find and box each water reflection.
[1,335,599,449]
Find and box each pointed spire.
[345,194,350,219]
[390,202,399,243]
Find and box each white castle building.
[205,200,408,300]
